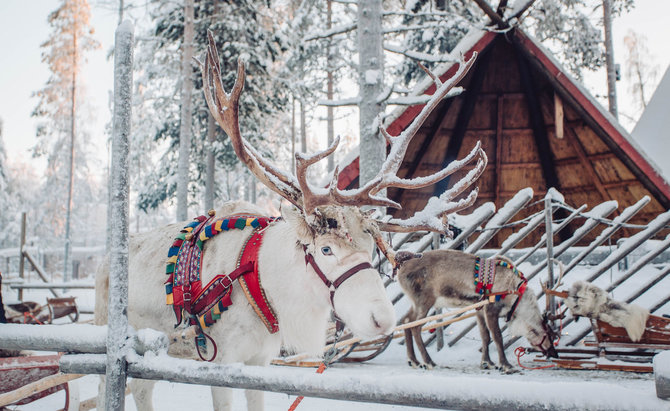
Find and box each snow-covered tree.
[31,0,100,278]
[133,0,288,215]
[623,30,658,112]
[0,119,13,248]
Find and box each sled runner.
[0,354,81,410]
[527,287,670,373]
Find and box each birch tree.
[134,0,287,214]
[624,30,657,112]
[177,0,194,221]
[32,0,100,279]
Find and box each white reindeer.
[396,249,558,373]
[96,31,486,411]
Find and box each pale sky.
[0,0,669,175]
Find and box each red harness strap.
[238,229,280,334]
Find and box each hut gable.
[337,27,670,246]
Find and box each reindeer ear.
[281,205,314,243]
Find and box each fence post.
[18,212,26,301]
[105,20,134,411]
[544,194,555,322]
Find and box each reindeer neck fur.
[256,219,332,356]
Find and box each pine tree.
[134,0,288,215]
[31,0,100,278]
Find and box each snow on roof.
[632,65,670,181]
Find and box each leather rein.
[302,245,373,320]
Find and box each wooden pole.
[544,195,556,322]
[18,212,26,301]
[106,20,134,411]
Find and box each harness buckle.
[183,284,192,302]
[220,275,233,289]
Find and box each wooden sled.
[0,354,81,410]
[532,289,670,372]
[6,297,79,324]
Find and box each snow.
[365,70,381,86]
[655,351,670,380]
[6,259,670,410]
[632,66,670,181]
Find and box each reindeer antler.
[197,30,303,208]
[199,30,485,230]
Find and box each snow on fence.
[377,187,670,352]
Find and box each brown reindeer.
[396,249,558,373]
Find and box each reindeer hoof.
[407,360,420,368]
[420,362,435,370]
[480,361,494,370]
[501,365,519,374]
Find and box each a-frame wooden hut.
[335,26,670,246]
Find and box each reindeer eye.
[321,246,333,256]
[326,218,338,229]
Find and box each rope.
[514,347,556,370]
[287,328,343,411]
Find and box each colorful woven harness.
[473,256,528,321]
[165,213,280,341]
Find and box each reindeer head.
[197,31,486,339]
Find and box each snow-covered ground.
[3,253,670,410]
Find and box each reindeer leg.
[129,379,157,411]
[484,307,518,374]
[411,306,436,369]
[476,310,494,370]
[404,307,421,368]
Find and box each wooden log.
[465,189,533,253]
[655,351,670,399]
[0,373,83,407]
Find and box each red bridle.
[302,245,373,313]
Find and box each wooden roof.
[338,28,670,246]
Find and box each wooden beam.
[496,0,509,16]
[402,97,456,182]
[472,0,508,28]
[514,45,561,192]
[432,44,493,197]
[564,126,610,201]
[495,94,504,208]
[554,92,564,139]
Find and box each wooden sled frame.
[0,354,82,410]
[530,289,670,373]
[6,297,79,324]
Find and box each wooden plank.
[515,43,561,193]
[554,92,564,139]
[0,373,83,407]
[495,94,504,208]
[511,29,670,209]
[433,44,493,197]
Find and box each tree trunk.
[177,0,194,221]
[327,0,334,173]
[357,0,385,186]
[603,0,618,118]
[291,95,296,174]
[300,100,307,153]
[205,113,215,210]
[64,27,78,283]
